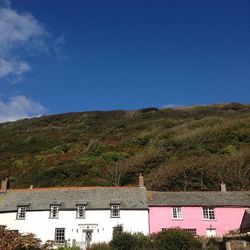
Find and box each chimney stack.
[139,173,144,187]
[1,177,8,193]
[220,181,227,192]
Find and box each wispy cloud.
[0,58,30,79]
[0,95,47,123]
[0,0,11,8]
[0,1,51,82]
[161,104,179,109]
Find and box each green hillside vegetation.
[0,103,250,190]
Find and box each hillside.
[0,103,250,191]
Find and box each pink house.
[148,190,250,237]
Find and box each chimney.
[139,173,144,188]
[220,181,227,192]
[1,177,8,193]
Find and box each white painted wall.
[0,209,149,248]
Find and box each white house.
[0,177,149,249]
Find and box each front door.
[84,230,93,248]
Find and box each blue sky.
[0,0,249,122]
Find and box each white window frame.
[50,205,60,219]
[203,207,215,220]
[76,204,86,218]
[110,204,120,218]
[172,207,183,219]
[16,206,26,220]
[55,228,65,244]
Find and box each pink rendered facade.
[149,206,247,236]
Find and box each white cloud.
[0,58,30,78]
[0,3,48,81]
[161,104,179,109]
[0,95,47,123]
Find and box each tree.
[0,225,53,250]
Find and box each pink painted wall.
[149,206,247,236]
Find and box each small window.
[111,204,120,218]
[76,205,86,218]
[17,206,26,220]
[203,207,215,220]
[113,225,123,237]
[172,207,182,219]
[55,228,65,244]
[50,205,59,218]
[183,228,197,235]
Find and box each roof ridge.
[148,190,250,193]
[7,186,138,192]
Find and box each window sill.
[49,217,59,219]
[172,218,183,221]
[110,216,121,218]
[16,218,25,220]
[203,219,216,221]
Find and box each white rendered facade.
[0,184,149,249]
[0,209,148,248]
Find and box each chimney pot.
[220,181,227,192]
[1,177,8,193]
[139,173,144,188]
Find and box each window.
[50,205,59,218]
[162,228,196,235]
[76,205,86,218]
[110,204,120,218]
[203,207,215,220]
[172,207,182,219]
[17,206,26,219]
[183,228,197,235]
[113,225,123,237]
[55,228,65,244]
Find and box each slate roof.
[240,209,250,233]
[148,191,250,207]
[0,187,147,212]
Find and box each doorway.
[83,229,93,248]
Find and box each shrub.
[110,232,153,250]
[58,246,80,250]
[152,228,202,250]
[87,242,111,250]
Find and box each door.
[84,230,93,248]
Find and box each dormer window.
[50,205,60,218]
[17,206,26,220]
[16,202,30,220]
[110,204,120,218]
[76,204,86,218]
